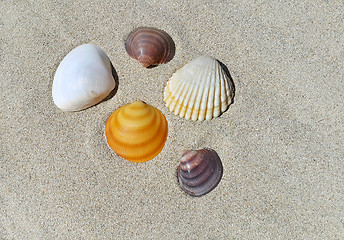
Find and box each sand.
[1,0,343,239]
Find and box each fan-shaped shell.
[125,27,175,67]
[164,56,234,120]
[177,148,223,197]
[105,101,168,163]
[52,44,116,111]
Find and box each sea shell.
[164,56,234,120]
[52,44,116,111]
[105,101,168,163]
[125,27,175,67]
[177,148,223,197]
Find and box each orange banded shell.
[125,27,175,67]
[105,101,168,163]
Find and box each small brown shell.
[125,27,175,67]
[177,148,223,197]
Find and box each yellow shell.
[105,101,168,163]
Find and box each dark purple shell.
[125,27,175,67]
[177,148,223,197]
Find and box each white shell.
[164,56,234,120]
[52,44,116,111]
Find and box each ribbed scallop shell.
[105,101,168,163]
[164,56,234,120]
[52,44,116,111]
[125,27,175,67]
[177,148,223,197]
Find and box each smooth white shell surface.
[164,56,234,120]
[52,44,116,111]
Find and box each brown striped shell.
[177,148,223,197]
[125,27,175,67]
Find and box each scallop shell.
[52,44,116,111]
[105,101,168,163]
[164,56,234,120]
[177,148,223,197]
[125,27,175,67]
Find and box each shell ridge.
[205,60,217,120]
[180,149,207,170]
[163,85,173,107]
[174,75,193,117]
[122,113,168,161]
[179,150,216,184]
[190,67,209,120]
[168,71,188,112]
[181,164,221,193]
[181,70,204,119]
[178,76,196,118]
[187,67,208,119]
[159,32,171,63]
[193,62,210,120]
[213,61,222,117]
[217,63,230,111]
[165,71,181,111]
[180,157,211,181]
[180,165,216,188]
[118,107,154,129]
[200,64,213,120]
[221,69,232,111]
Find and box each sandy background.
[1,0,343,239]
